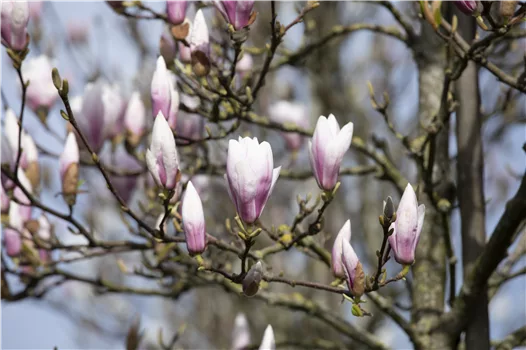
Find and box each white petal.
[258,325,275,350]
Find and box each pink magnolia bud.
[146,112,180,190]
[1,0,29,51]
[225,137,281,224]
[1,182,9,214]
[258,325,275,350]
[309,114,353,191]
[268,101,308,151]
[151,56,179,128]
[189,9,210,77]
[124,92,146,147]
[182,181,206,255]
[331,219,351,278]
[232,313,251,350]
[341,238,365,297]
[22,55,58,112]
[60,133,79,205]
[166,0,187,25]
[388,183,425,265]
[454,0,483,15]
[217,1,255,31]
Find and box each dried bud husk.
[24,219,40,236]
[191,51,211,77]
[62,163,79,206]
[126,130,142,149]
[242,261,263,297]
[125,316,143,350]
[500,1,518,19]
[25,161,40,189]
[351,261,365,297]
[171,21,190,41]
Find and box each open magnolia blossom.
[388,183,425,265]
[146,112,180,191]
[225,137,281,224]
[309,114,353,191]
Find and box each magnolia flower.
[258,325,275,350]
[216,1,255,30]
[146,112,180,190]
[189,9,210,77]
[182,181,206,255]
[309,114,353,190]
[225,137,281,224]
[22,55,58,112]
[151,56,179,129]
[124,92,146,147]
[341,238,365,297]
[166,0,187,25]
[454,0,483,15]
[388,183,425,265]
[1,0,29,51]
[60,133,79,205]
[331,219,352,278]
[232,313,251,350]
[1,183,9,214]
[242,261,263,296]
[268,101,309,151]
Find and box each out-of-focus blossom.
[146,112,180,190]
[309,114,353,191]
[103,144,142,204]
[102,83,125,140]
[28,1,43,20]
[178,42,192,63]
[4,201,24,257]
[189,9,210,77]
[67,21,89,44]
[268,101,308,151]
[331,219,351,278]
[166,0,187,25]
[242,261,263,296]
[22,133,39,188]
[216,1,255,30]
[182,181,206,255]
[60,132,79,205]
[124,91,146,147]
[1,0,29,51]
[225,137,281,224]
[13,170,32,222]
[232,313,251,350]
[151,56,179,129]
[388,183,425,265]
[341,236,364,297]
[22,55,58,112]
[160,28,177,66]
[1,183,9,214]
[236,52,253,79]
[454,0,483,15]
[36,214,51,262]
[176,94,203,142]
[258,325,275,350]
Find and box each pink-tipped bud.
[145,112,180,190]
[60,133,79,206]
[166,0,187,25]
[217,1,256,31]
[124,92,146,147]
[341,238,365,297]
[388,183,425,265]
[182,181,206,255]
[189,9,210,77]
[454,0,483,15]
[1,0,29,51]
[331,219,352,278]
[309,114,353,190]
[225,137,281,224]
[151,56,178,128]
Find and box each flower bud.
[309,114,353,190]
[383,196,395,221]
[225,137,281,224]
[268,101,309,151]
[341,239,365,297]
[258,324,275,350]
[217,1,256,31]
[166,0,187,25]
[22,55,58,113]
[388,183,425,265]
[178,42,192,63]
[232,313,251,350]
[182,181,206,255]
[124,92,146,147]
[1,0,29,51]
[160,28,177,66]
[454,0,483,15]
[242,261,263,296]
[60,133,79,206]
[151,56,178,128]
[331,219,351,278]
[145,112,180,190]
[189,9,210,77]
